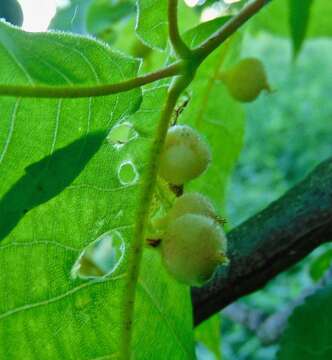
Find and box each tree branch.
[193,0,272,62]
[0,62,182,99]
[193,157,332,325]
[168,0,191,58]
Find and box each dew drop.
[71,230,125,280]
[107,122,137,148]
[118,160,139,185]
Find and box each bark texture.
[193,157,332,325]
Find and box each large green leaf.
[289,0,313,56]
[134,247,194,358]
[0,21,194,359]
[278,285,332,359]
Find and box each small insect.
[169,184,184,197]
[146,238,161,247]
[216,216,227,227]
[172,96,190,125]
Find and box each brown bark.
[193,157,332,325]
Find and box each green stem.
[118,2,274,355]
[0,1,271,100]
[118,4,274,355]
[168,0,192,59]
[193,0,271,62]
[120,75,191,360]
[0,62,182,98]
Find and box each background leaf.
[182,20,245,213]
[195,314,222,360]
[135,0,198,50]
[288,0,313,56]
[183,16,231,49]
[86,0,135,36]
[49,0,92,34]
[278,285,332,359]
[309,249,332,282]
[251,0,332,45]
[136,0,168,50]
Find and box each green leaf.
[309,249,332,282]
[250,0,289,37]
[182,23,245,213]
[177,0,200,35]
[0,21,194,358]
[195,315,222,360]
[86,0,135,35]
[49,0,92,33]
[136,0,168,50]
[0,132,106,241]
[134,247,195,358]
[278,285,332,359]
[135,0,198,51]
[252,0,332,41]
[183,16,231,49]
[307,0,332,37]
[288,0,313,56]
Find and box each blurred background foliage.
[1,0,331,359]
[224,34,332,359]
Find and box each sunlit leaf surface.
[0,22,194,359]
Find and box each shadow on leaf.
[0,131,106,242]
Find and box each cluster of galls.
[150,58,270,286]
[154,125,228,287]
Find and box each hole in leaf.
[118,160,138,185]
[71,230,125,280]
[107,122,137,148]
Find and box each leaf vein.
[0,274,126,321]
[0,99,20,166]
[138,279,190,357]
